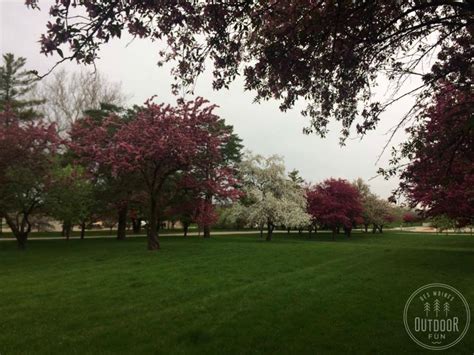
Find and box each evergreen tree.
[0,53,43,120]
[288,169,305,185]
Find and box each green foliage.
[288,169,304,185]
[0,165,44,215]
[213,205,245,230]
[217,120,243,166]
[0,53,43,120]
[44,163,95,231]
[83,102,125,122]
[430,215,457,234]
[352,178,398,231]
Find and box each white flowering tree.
[352,178,399,233]
[231,153,311,241]
[364,194,397,233]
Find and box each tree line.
[26,0,473,233]
[1,51,469,250]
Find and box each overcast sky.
[0,0,423,198]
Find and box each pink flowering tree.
[395,84,473,227]
[69,105,138,241]
[306,178,363,238]
[0,109,58,248]
[403,212,419,225]
[194,199,219,236]
[167,118,242,238]
[71,97,237,250]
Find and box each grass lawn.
[0,232,473,354]
[0,229,184,239]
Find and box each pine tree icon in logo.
[443,302,450,317]
[424,302,431,316]
[434,299,441,317]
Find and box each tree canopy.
[231,153,310,241]
[27,0,473,140]
[307,178,363,237]
[0,109,58,248]
[395,83,473,226]
[71,97,239,249]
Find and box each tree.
[430,214,458,234]
[179,119,242,238]
[35,68,127,133]
[168,193,198,237]
[71,97,231,250]
[307,179,362,238]
[231,153,310,241]
[403,211,419,225]
[70,103,139,241]
[0,53,42,120]
[194,199,219,236]
[214,205,246,230]
[352,178,400,233]
[45,163,95,240]
[27,1,472,141]
[364,195,397,234]
[288,169,305,185]
[352,178,373,232]
[0,109,57,248]
[379,27,472,224]
[392,83,473,227]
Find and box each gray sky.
[0,0,422,198]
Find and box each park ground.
[0,231,473,354]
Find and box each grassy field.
[0,226,254,239]
[0,228,184,239]
[0,232,473,354]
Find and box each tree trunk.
[259,223,264,238]
[203,192,212,238]
[364,224,368,233]
[16,232,27,250]
[372,225,377,233]
[132,218,142,234]
[378,225,383,233]
[64,221,72,240]
[183,222,190,237]
[80,222,86,239]
[266,221,274,241]
[117,204,128,240]
[344,226,352,237]
[3,213,30,249]
[287,227,291,234]
[147,197,160,250]
[203,225,211,238]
